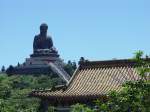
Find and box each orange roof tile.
[30,59,141,105]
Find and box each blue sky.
[0,0,150,68]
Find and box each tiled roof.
[30,59,141,105]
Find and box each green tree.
[1,66,5,72]
[0,74,58,112]
[64,60,77,76]
[6,65,14,75]
[71,103,94,112]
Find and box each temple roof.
[30,59,141,105]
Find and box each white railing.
[48,62,70,84]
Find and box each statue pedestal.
[25,55,62,67]
[30,49,59,57]
[13,51,64,75]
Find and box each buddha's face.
[40,24,48,34]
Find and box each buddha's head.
[40,23,48,35]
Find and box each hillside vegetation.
[0,74,62,112]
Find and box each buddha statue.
[33,23,58,55]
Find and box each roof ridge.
[79,58,150,69]
[66,65,80,87]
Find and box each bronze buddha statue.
[31,23,58,57]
